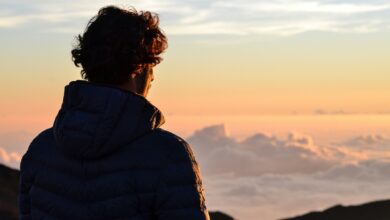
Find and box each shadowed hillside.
[209,211,235,220]
[0,163,233,220]
[0,164,19,220]
[283,200,390,220]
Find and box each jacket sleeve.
[19,152,34,220]
[154,138,210,220]
[19,130,45,220]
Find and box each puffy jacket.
[19,80,210,220]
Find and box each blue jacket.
[19,80,210,220]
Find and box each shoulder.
[152,129,205,195]
[29,128,54,149]
[150,128,197,163]
[152,128,188,147]
[32,128,54,143]
[20,128,53,177]
[25,128,54,155]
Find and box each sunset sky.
[1,1,390,119]
[1,1,390,219]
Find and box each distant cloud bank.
[1,0,389,36]
[187,124,390,220]
[188,124,390,176]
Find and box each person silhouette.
[19,5,209,220]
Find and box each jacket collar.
[53,80,165,159]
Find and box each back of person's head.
[71,5,168,85]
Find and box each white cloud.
[0,0,389,36]
[342,134,390,149]
[187,124,373,176]
[215,1,390,14]
[0,147,21,168]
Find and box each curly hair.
[71,5,168,84]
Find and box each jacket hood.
[53,80,165,160]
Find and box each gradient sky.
[1,0,390,122]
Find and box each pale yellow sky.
[1,32,389,120]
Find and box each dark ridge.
[0,164,19,220]
[209,211,235,220]
[282,199,390,220]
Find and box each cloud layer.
[188,124,384,177]
[1,0,389,36]
[187,124,390,220]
